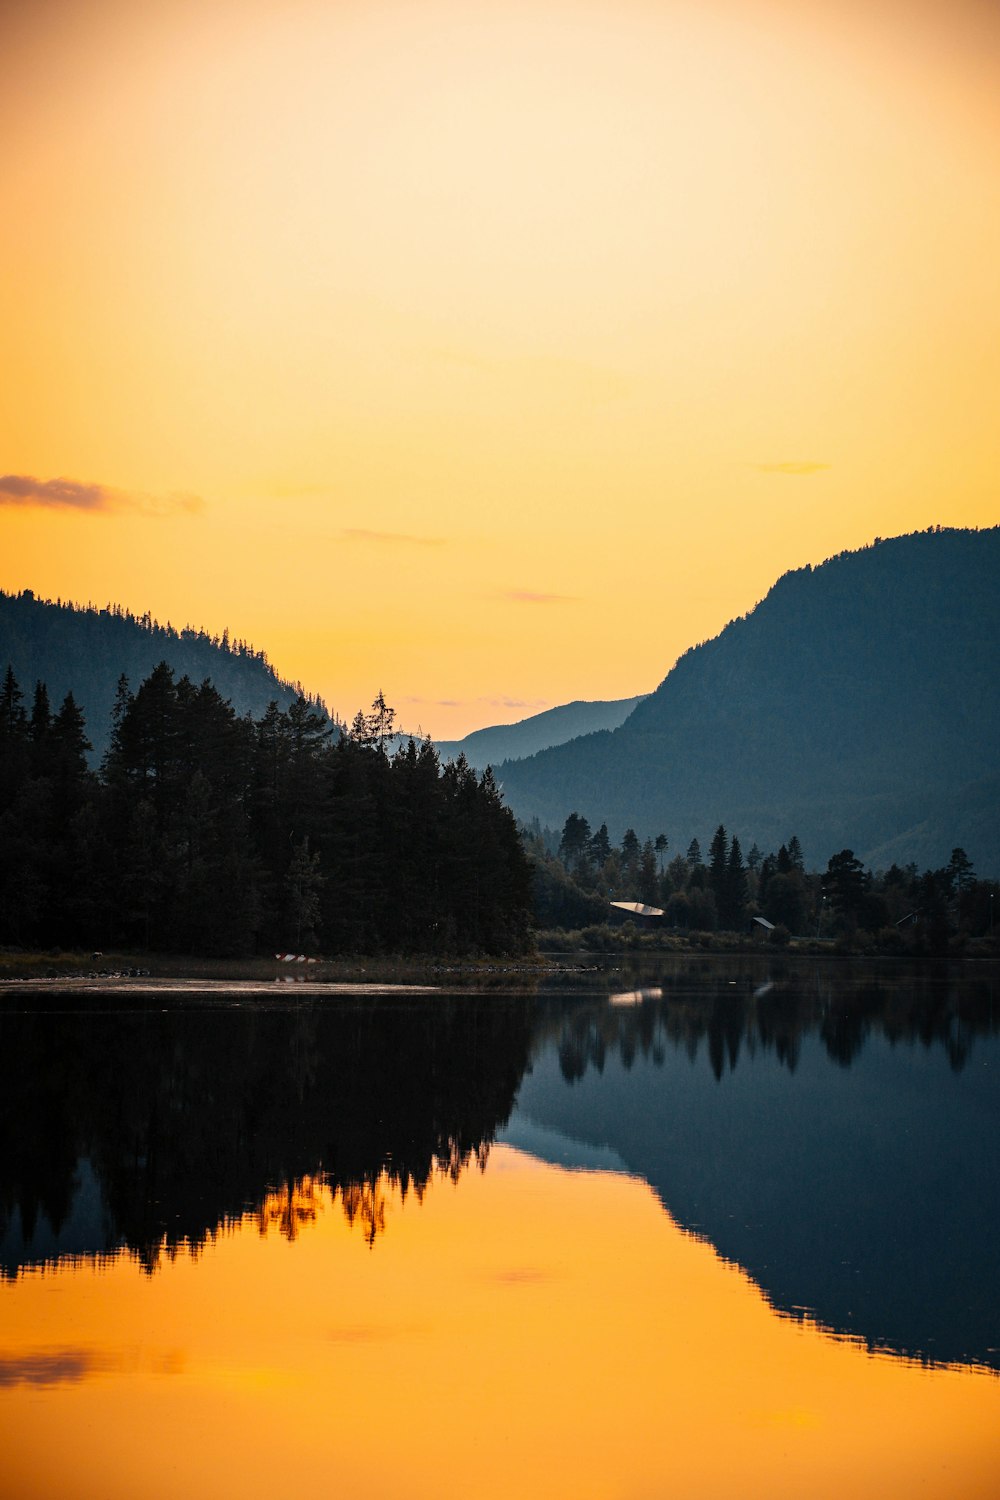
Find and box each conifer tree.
[559,813,592,870]
[725,835,748,931]
[28,681,53,776]
[589,822,612,867]
[708,824,729,920]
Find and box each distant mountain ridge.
[495,528,1000,873]
[431,695,647,769]
[0,590,327,758]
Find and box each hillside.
[0,590,327,757]
[433,695,646,770]
[496,528,1000,873]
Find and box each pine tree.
[589,822,612,867]
[559,813,592,870]
[708,824,729,919]
[286,835,324,950]
[0,666,28,813]
[0,665,26,738]
[946,847,974,895]
[639,841,659,905]
[822,850,867,923]
[621,828,640,882]
[725,835,748,931]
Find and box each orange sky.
[2,0,998,736]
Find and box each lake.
[1,956,998,1498]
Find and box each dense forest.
[498,528,1000,874]
[526,812,997,952]
[0,589,331,760]
[0,664,532,957]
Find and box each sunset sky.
[2,0,998,736]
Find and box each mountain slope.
[433,695,646,769]
[496,528,1000,872]
[0,590,325,757]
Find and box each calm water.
[1,957,998,1498]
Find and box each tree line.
[0,587,333,761]
[0,664,532,957]
[526,812,997,949]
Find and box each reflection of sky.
[0,1158,113,1275]
[513,1018,1000,1373]
[1,1148,997,1500]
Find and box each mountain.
[495,528,1000,873]
[0,589,326,758]
[431,696,647,770]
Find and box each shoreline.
[1,942,996,991]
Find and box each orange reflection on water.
[0,1149,997,1500]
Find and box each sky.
[1,0,998,737]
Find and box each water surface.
[1,958,997,1498]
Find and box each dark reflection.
[0,992,534,1273]
[2,959,998,1376]
[539,958,997,1082]
[513,957,1000,1373]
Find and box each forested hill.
[0,590,327,756]
[434,695,647,770]
[496,527,1000,874]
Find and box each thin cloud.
[0,474,203,515]
[341,528,443,547]
[401,695,465,708]
[481,696,549,710]
[491,1267,554,1285]
[401,693,550,712]
[0,1349,109,1388]
[502,590,579,604]
[751,462,830,476]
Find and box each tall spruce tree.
[725,835,748,931]
[708,824,729,922]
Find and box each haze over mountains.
[0,590,323,759]
[431,696,646,770]
[3,527,997,874]
[496,528,1000,874]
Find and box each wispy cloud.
[490,1267,554,1285]
[401,695,465,708]
[0,1348,108,1388]
[0,474,203,515]
[751,461,830,476]
[341,528,443,547]
[482,695,549,710]
[400,694,549,712]
[502,590,579,605]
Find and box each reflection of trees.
[339,1177,387,1248]
[0,994,534,1276]
[3,962,995,1277]
[537,961,998,1085]
[255,1175,325,1243]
